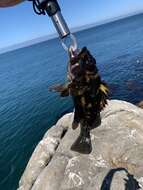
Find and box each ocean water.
[0,14,143,190]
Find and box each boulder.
[137,101,143,109]
[18,100,143,190]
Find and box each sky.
[0,0,143,49]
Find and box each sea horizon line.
[0,11,143,55]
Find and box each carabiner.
[61,33,78,53]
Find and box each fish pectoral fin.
[99,83,109,95]
[97,82,109,110]
[49,84,67,92]
[49,84,70,97]
[60,88,70,97]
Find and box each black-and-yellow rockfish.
[50,47,109,129]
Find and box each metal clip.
[61,33,78,53]
[51,11,70,39]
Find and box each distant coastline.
[0,11,143,55]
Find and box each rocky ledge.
[18,100,143,190]
[137,101,143,109]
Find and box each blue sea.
[0,14,143,190]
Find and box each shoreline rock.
[18,100,143,190]
[136,101,143,109]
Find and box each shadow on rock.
[70,113,101,154]
[100,168,140,190]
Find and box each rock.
[18,113,73,190]
[18,100,143,190]
[136,101,143,109]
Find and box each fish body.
[50,47,109,129]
